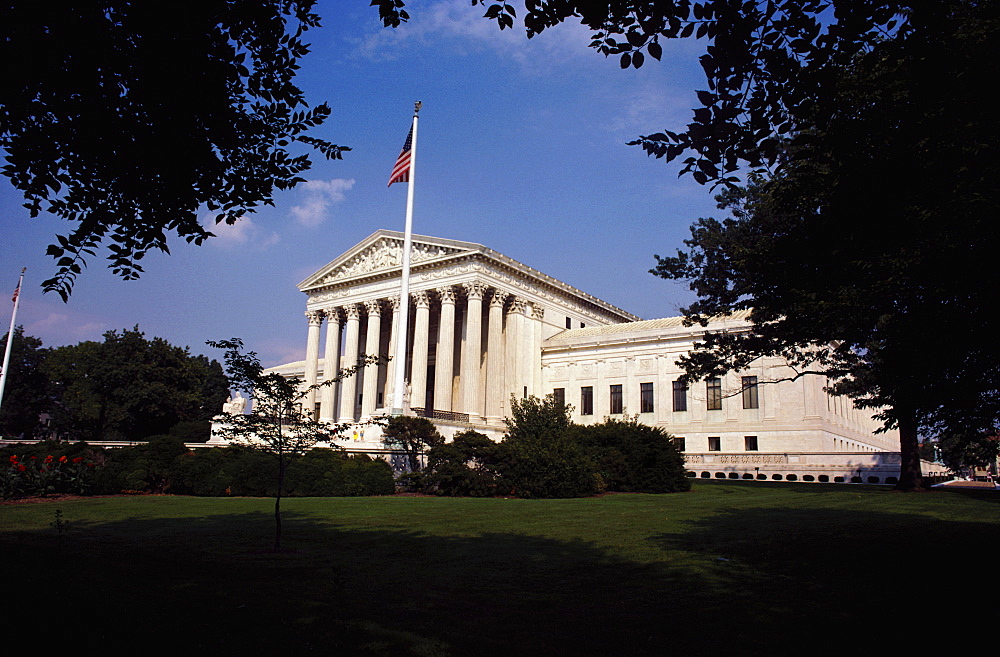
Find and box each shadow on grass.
[651,503,998,652]
[4,498,993,656]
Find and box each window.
[553,387,565,407]
[742,376,759,409]
[566,317,572,329]
[708,436,721,451]
[313,403,321,418]
[580,322,585,328]
[672,380,688,412]
[744,435,758,451]
[609,384,623,414]
[640,382,654,413]
[674,436,686,452]
[581,386,593,415]
[706,377,722,411]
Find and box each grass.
[2,481,996,656]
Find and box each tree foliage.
[0,327,50,438]
[43,327,229,442]
[1,1,347,299]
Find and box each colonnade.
[302,282,545,426]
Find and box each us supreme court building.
[250,229,944,484]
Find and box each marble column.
[320,308,342,421]
[506,297,525,401]
[410,291,431,411]
[434,286,457,412]
[384,295,401,409]
[531,305,544,397]
[361,299,382,420]
[303,310,323,416]
[338,304,361,423]
[461,282,487,422]
[485,289,508,423]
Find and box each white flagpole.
[0,268,26,412]
[391,101,421,416]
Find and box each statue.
[223,391,246,415]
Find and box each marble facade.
[264,230,947,484]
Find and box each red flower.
[58,455,68,463]
[8,455,17,463]
[30,456,37,460]
[72,457,83,464]
[17,465,26,472]
[44,455,54,463]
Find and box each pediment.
[300,230,482,291]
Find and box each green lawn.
[2,481,995,656]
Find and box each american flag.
[11,280,19,304]
[388,126,413,186]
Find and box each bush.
[424,430,500,497]
[285,449,394,496]
[498,396,598,498]
[95,435,191,494]
[569,417,690,493]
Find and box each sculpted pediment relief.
[320,238,463,284]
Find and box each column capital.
[510,297,529,315]
[463,281,488,300]
[489,289,509,309]
[364,298,383,316]
[323,307,342,324]
[532,304,545,321]
[412,290,431,308]
[387,295,401,311]
[305,310,324,326]
[343,303,361,320]
[437,285,458,304]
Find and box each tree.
[1,1,347,299]
[937,434,1000,479]
[44,327,230,441]
[376,1,1000,491]
[381,415,445,473]
[0,327,50,439]
[208,338,379,551]
[652,3,1000,491]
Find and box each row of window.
[553,376,760,415]
[707,435,758,451]
[656,436,759,452]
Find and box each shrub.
[498,396,598,498]
[424,430,500,497]
[570,417,690,493]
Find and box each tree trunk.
[895,409,924,491]
[274,455,284,551]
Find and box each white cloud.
[289,178,355,227]
[206,215,280,250]
[352,0,594,72]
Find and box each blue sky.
[1,0,724,367]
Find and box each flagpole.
[391,101,421,416]
[0,268,26,412]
